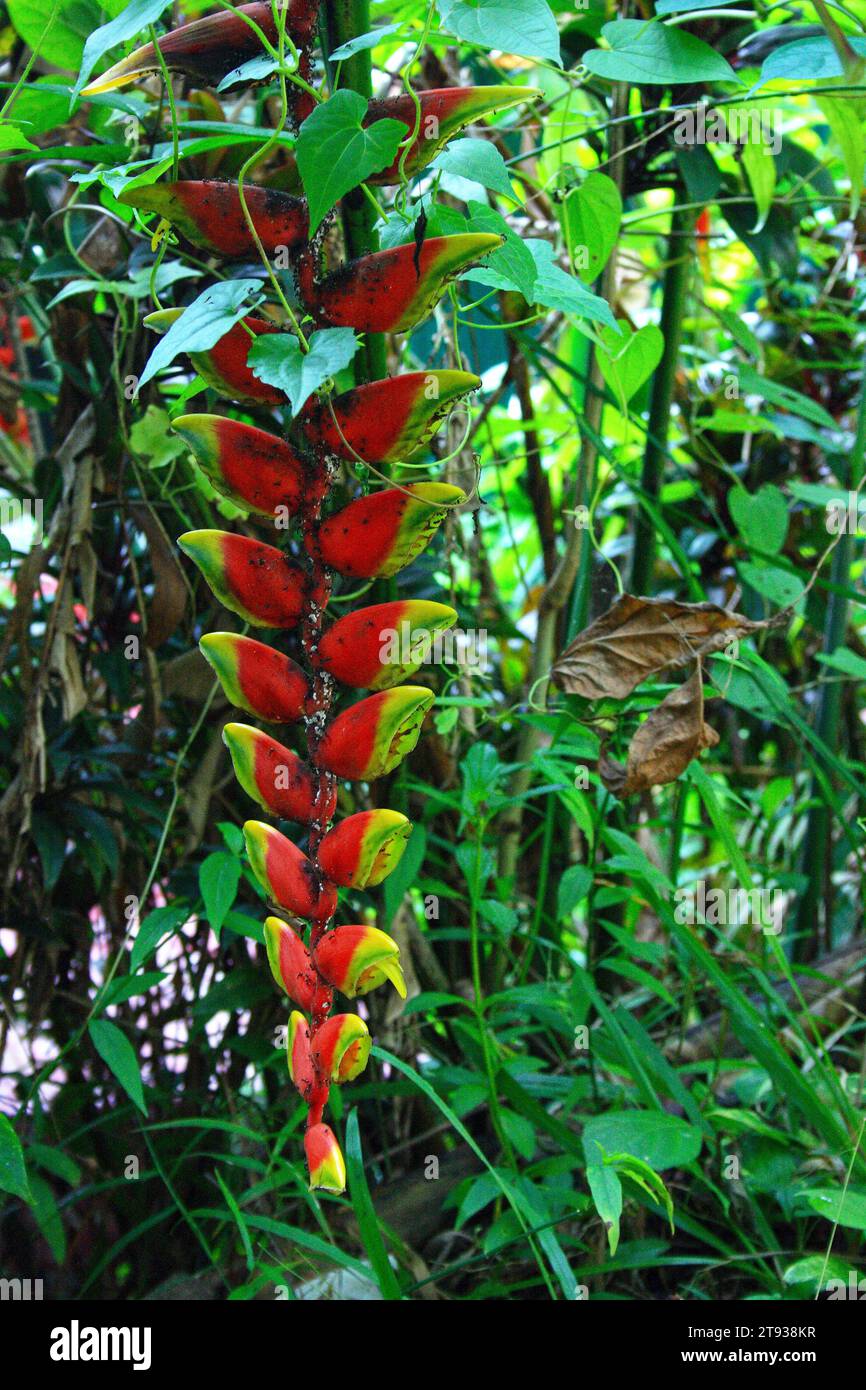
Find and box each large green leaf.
[72,0,172,101]
[437,0,561,66]
[139,279,264,388]
[296,90,407,233]
[247,328,359,417]
[562,171,621,283]
[757,35,866,87]
[199,851,241,934]
[431,138,520,202]
[8,0,126,71]
[583,1111,702,1170]
[0,1114,31,1202]
[89,1019,147,1115]
[583,20,740,85]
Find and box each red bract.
[244,822,338,923]
[316,688,435,780]
[318,600,457,690]
[317,810,411,888]
[318,484,465,579]
[302,370,480,463]
[173,414,327,517]
[365,87,541,183]
[81,2,316,95]
[296,235,502,333]
[223,723,335,825]
[199,634,311,722]
[263,916,317,1011]
[120,181,309,257]
[177,531,315,628]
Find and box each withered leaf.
[599,667,719,799]
[552,593,762,701]
[131,504,187,649]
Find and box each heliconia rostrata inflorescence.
[87,1,538,1194]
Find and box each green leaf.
[88,1019,147,1115]
[736,365,838,430]
[431,138,520,201]
[0,124,38,152]
[729,484,788,555]
[8,0,127,72]
[382,823,427,928]
[130,405,188,468]
[216,55,279,93]
[583,1112,702,1170]
[562,171,622,283]
[199,850,241,934]
[741,135,776,234]
[28,1142,81,1187]
[596,322,664,403]
[296,90,407,233]
[129,900,190,972]
[556,864,592,918]
[329,24,401,60]
[247,328,359,417]
[500,1108,536,1160]
[0,1114,31,1202]
[72,0,171,102]
[29,1173,66,1263]
[437,0,561,65]
[584,19,740,85]
[139,279,263,388]
[655,0,725,11]
[524,239,617,327]
[757,36,866,88]
[738,562,804,607]
[802,1188,866,1230]
[345,1110,402,1299]
[817,97,866,218]
[586,1163,622,1254]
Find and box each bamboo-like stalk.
[322,0,387,385]
[793,346,866,959]
[630,201,692,595]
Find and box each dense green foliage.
[1,0,865,1302]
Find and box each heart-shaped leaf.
[597,322,664,403]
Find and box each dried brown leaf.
[551,593,762,701]
[599,667,719,799]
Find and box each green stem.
[793,344,866,959]
[630,201,692,595]
[322,0,387,385]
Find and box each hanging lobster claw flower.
[263,915,317,1011]
[318,484,464,580]
[200,633,311,722]
[172,414,327,517]
[319,600,457,691]
[313,924,407,999]
[366,86,542,183]
[318,810,411,889]
[224,723,335,825]
[178,531,313,628]
[305,1122,346,1193]
[316,688,434,780]
[144,309,285,403]
[243,821,338,922]
[301,370,479,464]
[80,1,312,95]
[297,234,502,333]
[311,1014,371,1083]
[120,181,309,258]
